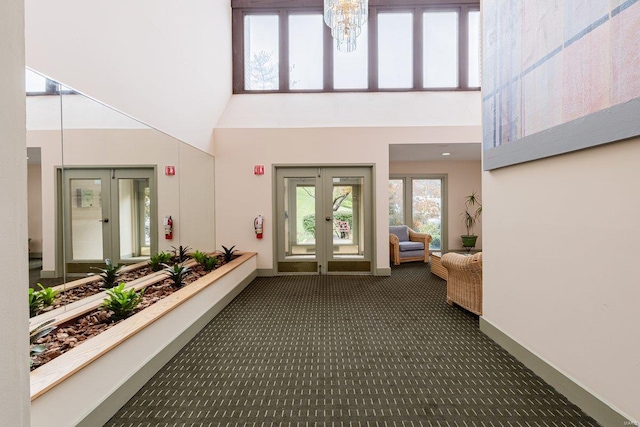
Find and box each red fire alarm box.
[253,165,265,175]
[165,166,176,176]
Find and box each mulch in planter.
[31,257,235,371]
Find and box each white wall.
[0,0,31,424]
[389,160,482,251]
[219,92,481,128]
[483,137,640,421]
[25,0,232,153]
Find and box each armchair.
[389,225,432,265]
[441,252,483,315]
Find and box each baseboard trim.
[480,318,633,426]
[375,267,391,276]
[39,270,57,279]
[257,268,275,277]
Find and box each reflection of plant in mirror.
[29,288,43,317]
[149,251,172,272]
[191,250,208,265]
[36,283,60,306]
[163,263,191,288]
[171,245,192,263]
[30,319,56,368]
[92,259,123,289]
[192,250,218,272]
[221,245,237,263]
[201,255,218,272]
[102,283,144,320]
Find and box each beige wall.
[390,160,482,251]
[28,164,43,254]
[483,137,640,420]
[215,125,481,272]
[0,0,31,423]
[25,0,232,153]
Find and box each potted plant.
[461,191,482,250]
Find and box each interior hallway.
[106,264,598,426]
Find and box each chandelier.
[324,0,368,52]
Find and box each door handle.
[99,218,109,223]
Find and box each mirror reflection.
[27,68,215,316]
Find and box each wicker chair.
[441,252,483,315]
[389,225,432,265]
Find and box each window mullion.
[459,6,469,89]
[368,7,378,90]
[232,9,244,93]
[280,10,289,91]
[413,8,422,89]
[324,21,333,90]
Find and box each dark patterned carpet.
[105,263,599,426]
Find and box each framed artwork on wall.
[482,0,640,170]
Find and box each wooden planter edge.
[30,251,257,401]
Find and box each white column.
[0,0,30,424]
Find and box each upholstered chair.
[389,225,432,265]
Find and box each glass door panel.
[118,178,151,260]
[63,168,156,273]
[325,169,371,273]
[411,178,442,251]
[70,178,107,260]
[277,167,372,274]
[278,170,319,273]
[331,177,363,257]
[285,177,317,258]
[388,178,404,226]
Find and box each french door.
[61,168,157,274]
[276,167,373,274]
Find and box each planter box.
[30,252,257,427]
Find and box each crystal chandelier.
[324,0,368,52]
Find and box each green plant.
[461,191,482,236]
[36,283,60,307]
[201,255,218,272]
[191,250,208,265]
[163,263,192,287]
[221,245,237,263]
[92,259,123,289]
[171,245,192,263]
[30,319,57,368]
[29,288,43,317]
[192,250,217,271]
[149,251,172,272]
[101,283,145,319]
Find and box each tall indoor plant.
[461,191,482,250]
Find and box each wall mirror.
[27,68,215,315]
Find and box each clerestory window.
[232,0,480,93]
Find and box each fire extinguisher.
[164,216,173,240]
[254,215,264,239]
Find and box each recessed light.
[442,152,451,156]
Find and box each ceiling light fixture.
[442,152,451,156]
[324,0,368,53]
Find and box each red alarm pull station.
[254,165,265,175]
[165,166,176,176]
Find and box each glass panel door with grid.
[62,168,156,273]
[276,167,372,274]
